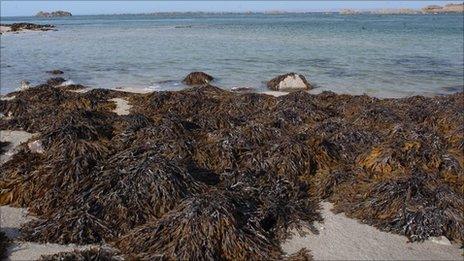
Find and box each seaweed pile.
[40,247,122,261]
[0,80,462,259]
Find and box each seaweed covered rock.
[182,71,214,85]
[0,23,55,33]
[267,73,312,91]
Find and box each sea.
[1,13,463,97]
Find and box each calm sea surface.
[1,13,463,97]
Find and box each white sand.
[282,202,463,260]
[0,26,11,34]
[262,90,289,97]
[110,98,131,115]
[0,130,34,164]
[0,131,94,260]
[0,206,93,261]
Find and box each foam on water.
[1,13,463,97]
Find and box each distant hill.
[36,11,72,18]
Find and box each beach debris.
[267,73,312,91]
[182,71,214,85]
[39,247,122,261]
[46,70,64,75]
[0,79,462,259]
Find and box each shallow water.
[1,13,463,97]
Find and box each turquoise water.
[1,13,463,97]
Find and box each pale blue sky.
[1,1,461,17]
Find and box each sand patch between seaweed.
[282,202,462,260]
[110,98,131,115]
[0,130,95,260]
[0,206,94,261]
[0,130,34,164]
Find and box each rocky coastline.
[0,72,462,260]
[0,23,55,34]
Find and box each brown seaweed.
[0,78,463,260]
[39,247,121,261]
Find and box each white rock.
[267,73,312,91]
[428,236,452,245]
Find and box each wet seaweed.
[0,79,462,260]
[39,247,122,261]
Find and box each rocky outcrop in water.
[422,4,464,14]
[182,72,214,85]
[36,11,72,18]
[267,73,312,91]
[0,23,55,34]
[46,70,64,75]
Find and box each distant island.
[36,11,72,18]
[340,3,463,15]
[421,3,464,13]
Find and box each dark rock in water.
[36,11,72,17]
[0,23,55,32]
[46,70,64,75]
[267,73,312,91]
[182,72,214,85]
[46,77,66,86]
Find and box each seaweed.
[39,247,122,261]
[0,78,463,260]
[116,190,283,260]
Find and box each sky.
[1,1,462,17]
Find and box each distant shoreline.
[1,8,463,18]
